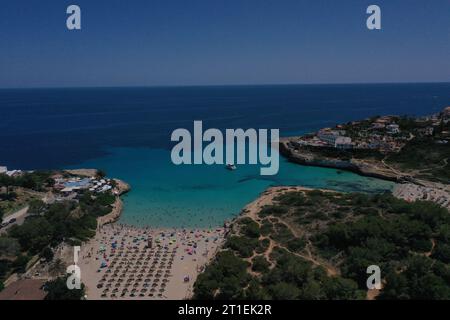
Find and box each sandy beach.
[78,223,225,300]
[2,173,225,300]
[393,183,450,211]
[242,186,337,222]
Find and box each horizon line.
[1,80,450,91]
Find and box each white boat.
[226,164,237,171]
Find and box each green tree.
[252,255,270,273]
[244,279,269,299]
[28,199,46,215]
[268,282,301,300]
[0,237,21,257]
[12,254,30,274]
[8,217,54,254]
[96,169,107,179]
[44,276,85,300]
[323,277,365,300]
[194,251,250,300]
[380,256,450,300]
[0,174,13,197]
[40,247,54,262]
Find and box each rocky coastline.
[279,138,413,183]
[96,178,130,227]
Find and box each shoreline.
[279,138,408,183]
[4,122,449,300]
[78,174,226,300]
[79,223,226,300]
[279,138,450,211]
[96,179,130,227]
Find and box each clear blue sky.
[0,0,449,88]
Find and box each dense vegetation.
[44,275,86,300]
[0,189,116,288]
[8,191,114,252]
[295,112,450,183]
[194,190,450,300]
[0,171,55,215]
[384,116,449,182]
[387,137,450,183]
[0,171,54,192]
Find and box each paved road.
[0,206,29,234]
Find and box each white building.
[318,130,352,149]
[386,124,400,134]
[317,130,339,145]
[335,136,353,149]
[371,123,386,130]
[0,166,7,174]
[6,170,22,177]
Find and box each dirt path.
[381,158,403,176]
[2,206,29,223]
[269,216,301,238]
[263,238,276,269]
[240,187,340,277]
[0,206,29,235]
[425,239,436,257]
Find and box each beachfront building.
[0,166,7,174]
[54,176,117,199]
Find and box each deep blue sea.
[1,83,449,227]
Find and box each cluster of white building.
[370,116,401,135]
[53,176,115,196]
[291,129,354,150]
[0,166,24,177]
[317,129,353,149]
[291,115,405,153]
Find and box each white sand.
[393,183,450,210]
[78,223,225,300]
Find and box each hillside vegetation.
[194,190,450,300]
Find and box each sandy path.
[0,206,29,235]
[241,186,339,277]
[2,206,29,223]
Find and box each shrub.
[252,255,270,273]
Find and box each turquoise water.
[74,147,394,228]
[3,84,441,228]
